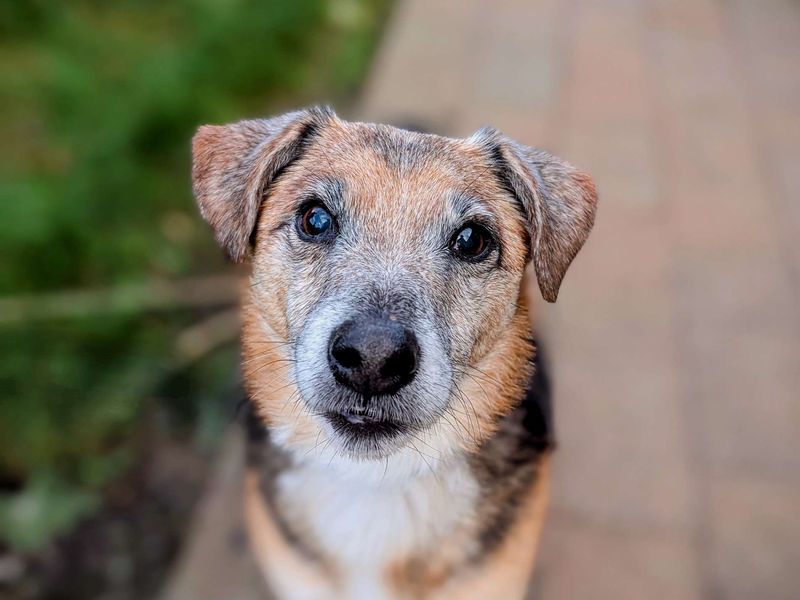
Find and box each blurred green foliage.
[0,0,389,550]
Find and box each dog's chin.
[298,377,451,461]
[322,409,413,460]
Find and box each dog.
[191,107,597,599]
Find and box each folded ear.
[472,128,598,302]
[191,106,335,261]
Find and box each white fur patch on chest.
[274,449,479,598]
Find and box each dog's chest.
[273,456,480,598]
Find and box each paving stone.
[466,0,560,113]
[707,476,800,600]
[728,0,800,281]
[544,213,694,532]
[359,0,483,131]
[539,0,695,535]
[534,511,703,600]
[165,431,269,600]
[647,0,800,478]
[674,252,800,480]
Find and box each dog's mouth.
[323,409,409,440]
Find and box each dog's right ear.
[191,106,334,261]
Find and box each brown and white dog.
[191,107,597,599]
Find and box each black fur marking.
[486,142,533,265]
[520,339,554,453]
[469,339,553,561]
[248,118,326,250]
[243,402,324,564]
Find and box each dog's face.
[192,108,596,463]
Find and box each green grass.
[0,0,391,551]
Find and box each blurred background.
[0,0,391,597]
[1,0,798,599]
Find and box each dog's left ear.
[472,128,598,302]
[192,106,335,261]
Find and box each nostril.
[380,344,417,381]
[332,344,362,370]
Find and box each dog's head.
[192,107,596,467]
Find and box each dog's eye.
[297,204,335,240]
[450,223,492,261]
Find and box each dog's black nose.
[328,318,419,396]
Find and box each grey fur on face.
[192,107,597,459]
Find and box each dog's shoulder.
[465,339,553,561]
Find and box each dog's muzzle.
[324,316,420,439]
